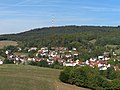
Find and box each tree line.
[59,66,120,90]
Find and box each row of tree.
[29,60,63,69]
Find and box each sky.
[0,0,120,34]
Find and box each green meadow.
[0,64,89,90]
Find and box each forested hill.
[0,25,120,47]
[0,26,119,40]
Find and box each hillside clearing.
[105,44,118,48]
[0,40,18,49]
[0,65,89,90]
[89,39,96,44]
[14,52,28,57]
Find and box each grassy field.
[14,52,28,57]
[0,64,89,90]
[0,40,18,49]
[105,44,118,48]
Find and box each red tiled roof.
[114,66,119,70]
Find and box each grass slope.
[0,65,89,90]
[0,40,18,49]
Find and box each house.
[104,57,110,60]
[50,51,57,57]
[58,47,65,51]
[41,53,47,57]
[107,64,111,68]
[69,50,72,53]
[9,55,14,59]
[47,59,54,65]
[114,66,119,71]
[0,59,3,65]
[58,59,64,63]
[98,63,103,67]
[98,56,104,60]
[113,52,117,56]
[99,60,107,65]
[17,47,22,51]
[28,47,37,52]
[34,57,41,62]
[89,58,96,62]
[72,48,77,51]
[40,47,48,53]
[73,52,79,56]
[5,50,9,55]
[104,52,110,56]
[65,54,72,58]
[76,60,80,64]
[99,66,107,70]
[28,58,34,61]
[63,62,77,66]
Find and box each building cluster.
[1,47,120,71]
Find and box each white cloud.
[15,0,50,5]
[82,6,120,12]
[15,0,32,5]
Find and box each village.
[0,46,120,71]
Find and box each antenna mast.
[52,16,54,28]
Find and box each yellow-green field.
[0,64,89,90]
[105,44,118,48]
[0,40,18,49]
[89,39,96,44]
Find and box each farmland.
[0,40,18,49]
[0,64,89,90]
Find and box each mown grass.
[0,65,59,90]
[0,65,89,90]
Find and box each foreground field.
[0,40,18,49]
[0,64,89,90]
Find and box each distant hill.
[0,26,118,40]
[0,25,120,47]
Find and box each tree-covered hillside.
[1,25,120,48]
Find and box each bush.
[37,60,49,67]
[29,61,38,66]
[3,59,14,64]
[59,67,72,83]
[53,65,63,69]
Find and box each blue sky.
[0,0,120,34]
